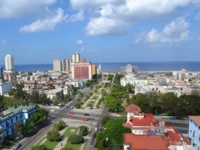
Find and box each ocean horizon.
[0,61,200,72]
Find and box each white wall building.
[120,74,137,86]
[5,54,14,71]
[72,52,80,62]
[0,80,12,95]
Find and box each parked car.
[69,111,74,114]
[88,117,94,121]
[84,113,89,116]
[70,106,74,109]
[13,143,21,149]
[82,117,88,121]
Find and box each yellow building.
[92,64,97,76]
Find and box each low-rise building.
[0,80,12,95]
[188,116,200,150]
[0,105,36,147]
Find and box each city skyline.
[1,1,200,65]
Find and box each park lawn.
[65,141,82,150]
[83,139,89,150]
[63,127,78,137]
[43,139,58,149]
[35,137,46,146]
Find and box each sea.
[0,62,200,72]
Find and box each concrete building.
[120,74,137,86]
[92,64,97,76]
[71,58,92,80]
[123,104,195,150]
[120,64,138,75]
[4,54,16,82]
[5,54,14,71]
[53,59,71,72]
[0,105,36,147]
[0,67,3,79]
[72,52,80,62]
[188,116,200,150]
[0,79,12,95]
[53,59,62,72]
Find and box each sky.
[1,0,200,65]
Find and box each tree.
[14,121,24,138]
[47,129,61,141]
[79,126,88,136]
[68,134,84,144]
[31,145,51,150]
[95,118,131,150]
[54,120,65,131]
[101,116,111,127]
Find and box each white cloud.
[195,12,200,20]
[1,40,7,45]
[76,40,83,45]
[85,17,131,36]
[0,0,56,18]
[81,0,200,36]
[135,17,190,43]
[70,0,122,9]
[19,8,68,33]
[68,10,84,22]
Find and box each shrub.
[54,120,65,130]
[31,145,51,150]
[79,126,88,136]
[47,129,61,141]
[68,134,84,144]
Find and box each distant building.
[92,64,97,76]
[53,59,71,72]
[97,64,101,74]
[72,52,80,62]
[71,58,92,80]
[53,59,62,72]
[4,54,16,82]
[0,67,3,79]
[5,54,14,71]
[120,64,138,75]
[0,79,12,95]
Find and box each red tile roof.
[189,116,200,126]
[125,104,141,113]
[124,114,157,128]
[124,133,169,150]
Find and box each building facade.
[0,80,12,95]
[53,59,62,72]
[71,58,92,80]
[188,116,200,150]
[5,54,14,71]
[92,64,97,76]
[0,105,36,147]
[120,64,138,75]
[72,52,80,62]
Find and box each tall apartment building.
[72,52,80,62]
[4,54,16,82]
[0,67,3,79]
[53,59,62,72]
[120,64,138,75]
[53,59,71,72]
[71,58,92,80]
[92,64,97,76]
[5,54,14,71]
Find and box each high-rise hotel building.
[53,59,71,72]
[71,58,92,80]
[72,52,80,62]
[4,54,16,82]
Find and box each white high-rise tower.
[5,54,14,71]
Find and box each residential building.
[4,54,16,82]
[120,64,138,75]
[120,74,137,86]
[72,52,80,62]
[71,58,92,80]
[53,59,62,72]
[92,64,97,76]
[23,81,37,93]
[0,105,36,147]
[0,67,3,79]
[123,104,194,150]
[188,116,200,149]
[0,79,12,95]
[5,54,14,71]
[61,59,71,72]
